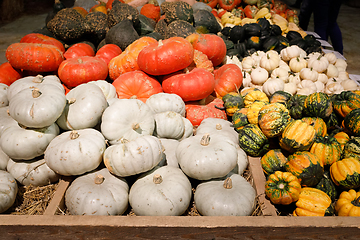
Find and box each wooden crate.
[0,157,359,239]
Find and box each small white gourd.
[250,67,269,85]
[326,64,339,78]
[7,158,59,186]
[289,57,307,73]
[325,82,344,95]
[262,78,284,97]
[317,73,329,84]
[260,52,280,72]
[324,52,337,64]
[154,111,185,139]
[242,56,257,72]
[280,45,302,62]
[194,173,256,216]
[340,79,360,91]
[270,67,289,82]
[0,170,18,213]
[300,67,319,82]
[146,92,186,117]
[129,166,192,216]
[335,58,347,71]
[65,168,129,215]
[307,55,329,73]
[242,71,252,87]
[89,80,117,101]
[195,118,238,144]
[314,81,325,92]
[297,80,317,94]
[284,82,297,95]
[278,59,291,72]
[337,71,350,81]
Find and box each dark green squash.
[246,36,261,50]
[135,14,156,36]
[316,171,338,202]
[261,149,288,175]
[332,91,360,118]
[165,20,196,39]
[46,8,88,43]
[232,108,249,132]
[303,92,333,119]
[270,24,282,36]
[107,1,139,28]
[222,92,245,116]
[343,136,360,161]
[193,9,221,34]
[229,25,246,43]
[261,35,279,51]
[269,91,292,106]
[238,124,270,157]
[154,19,168,38]
[344,108,360,137]
[105,19,140,51]
[244,23,262,37]
[286,30,303,42]
[256,17,271,31]
[161,1,194,24]
[145,31,164,41]
[287,94,306,119]
[221,26,232,38]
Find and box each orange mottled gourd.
[258,103,291,138]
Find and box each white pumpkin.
[251,50,266,66]
[326,64,339,78]
[195,118,238,144]
[103,135,164,177]
[129,166,192,216]
[278,59,291,72]
[250,67,269,85]
[335,58,347,71]
[7,158,59,186]
[158,138,180,168]
[337,71,350,81]
[0,146,9,170]
[233,145,248,175]
[44,129,106,176]
[101,98,155,144]
[317,73,329,84]
[0,122,59,160]
[260,52,280,72]
[146,92,186,117]
[0,170,18,213]
[314,81,325,92]
[242,56,257,72]
[307,52,322,60]
[324,52,337,64]
[307,55,329,73]
[56,83,108,131]
[270,67,289,82]
[289,57,307,73]
[65,168,129,216]
[223,55,242,70]
[242,71,252,87]
[325,82,344,95]
[176,133,238,180]
[262,78,285,97]
[299,67,319,82]
[340,79,359,91]
[180,117,194,140]
[297,80,317,94]
[288,72,301,85]
[9,83,66,128]
[89,80,117,101]
[7,75,64,101]
[0,106,17,136]
[0,83,8,107]
[194,173,256,216]
[284,82,297,95]
[154,111,185,139]
[280,45,302,62]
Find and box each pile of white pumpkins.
[225,45,360,96]
[0,74,254,216]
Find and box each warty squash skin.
[332,91,360,118]
[261,149,288,175]
[343,137,360,161]
[344,108,360,137]
[303,92,333,119]
[238,124,269,157]
[258,102,291,138]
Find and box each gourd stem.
[77,58,83,64]
[223,178,232,189]
[278,183,285,190]
[94,175,105,184]
[153,174,163,184]
[32,88,42,98]
[68,98,76,104]
[130,95,137,99]
[70,130,79,140]
[132,123,140,131]
[353,196,360,207]
[215,123,222,130]
[200,134,210,146]
[158,40,163,47]
[32,75,44,83]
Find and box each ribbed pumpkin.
[343,108,360,137]
[261,149,288,175]
[222,92,244,117]
[335,189,360,216]
[293,187,334,216]
[310,136,342,167]
[343,137,360,161]
[265,171,301,205]
[247,101,268,125]
[279,120,317,153]
[232,108,249,132]
[333,131,350,151]
[285,151,324,187]
[316,171,338,202]
[330,157,360,189]
[269,90,292,106]
[301,117,327,137]
[258,103,291,138]
[332,91,360,118]
[303,92,333,119]
[243,88,269,107]
[287,94,306,119]
[237,124,269,157]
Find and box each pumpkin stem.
[278,183,285,190]
[68,98,76,104]
[158,39,163,47]
[353,196,360,207]
[77,58,83,64]
[32,75,44,83]
[130,95,137,99]
[32,88,42,98]
[94,175,105,184]
[132,123,140,131]
[70,130,79,140]
[223,177,233,189]
[153,174,163,184]
[200,133,210,146]
[215,123,222,130]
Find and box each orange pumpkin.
[108,37,158,80]
[112,70,163,103]
[213,63,243,98]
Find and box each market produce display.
[0,0,360,217]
